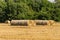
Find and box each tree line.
[0,0,60,22]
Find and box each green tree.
[54,0,60,21]
[0,0,59,22]
[0,0,7,22]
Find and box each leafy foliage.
[0,0,60,22]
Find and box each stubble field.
[0,23,60,40]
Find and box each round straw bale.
[11,20,28,26]
[28,20,33,26]
[30,20,36,26]
[35,20,43,25]
[32,20,36,26]
[49,20,55,25]
[44,20,50,25]
[35,20,50,25]
[35,20,47,25]
[5,20,10,24]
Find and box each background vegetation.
[0,0,60,22]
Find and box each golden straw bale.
[28,20,33,26]
[49,20,55,25]
[35,20,50,26]
[31,20,36,26]
[11,20,28,26]
[5,20,10,24]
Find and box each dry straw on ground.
[0,22,60,40]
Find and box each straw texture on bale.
[49,20,55,25]
[28,20,32,26]
[5,20,10,24]
[35,20,50,25]
[28,20,36,26]
[11,20,28,26]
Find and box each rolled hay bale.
[35,20,50,26]
[5,20,10,24]
[28,20,36,26]
[32,20,36,26]
[49,20,55,25]
[11,20,28,26]
[28,20,32,26]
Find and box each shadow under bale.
[11,20,28,26]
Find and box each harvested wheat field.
[0,22,60,40]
